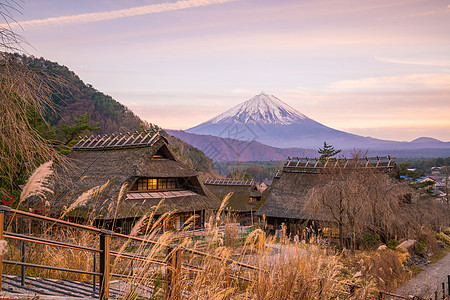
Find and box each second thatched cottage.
[256,156,400,235]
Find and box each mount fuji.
[186,93,394,149]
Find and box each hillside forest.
[0,53,217,203]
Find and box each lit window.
[135,178,178,191]
[148,179,157,189]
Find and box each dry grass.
[2,199,361,299]
[3,175,430,299]
[339,249,408,293]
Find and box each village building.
[37,130,221,234]
[203,178,262,225]
[255,156,400,235]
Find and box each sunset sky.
[4,0,450,141]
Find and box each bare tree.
[304,167,410,249]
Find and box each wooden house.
[255,156,400,234]
[37,130,221,233]
[203,178,262,225]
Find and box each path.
[0,275,154,299]
[394,252,450,299]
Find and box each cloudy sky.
[4,0,450,141]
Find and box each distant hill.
[186,93,450,150]
[167,130,318,161]
[11,53,142,133]
[168,130,450,161]
[12,53,218,176]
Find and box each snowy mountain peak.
[209,93,310,125]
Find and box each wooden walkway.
[0,275,156,299]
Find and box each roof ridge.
[73,130,160,150]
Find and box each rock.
[397,239,416,251]
[378,245,387,251]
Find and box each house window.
[167,178,177,189]
[135,178,178,191]
[248,197,261,204]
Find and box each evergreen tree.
[318,142,341,160]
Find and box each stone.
[378,245,387,251]
[397,239,416,251]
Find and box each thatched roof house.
[203,179,262,212]
[255,156,399,226]
[40,130,220,232]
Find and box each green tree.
[58,113,102,146]
[227,170,253,181]
[318,142,341,160]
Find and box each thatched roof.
[204,179,262,212]
[255,156,399,220]
[38,131,220,220]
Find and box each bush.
[436,232,450,245]
[387,239,399,250]
[363,232,380,249]
[414,237,427,256]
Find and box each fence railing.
[2,205,448,299]
[0,205,264,299]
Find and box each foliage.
[165,134,217,175]
[226,170,253,180]
[7,53,143,134]
[386,239,399,250]
[318,142,341,160]
[3,53,217,178]
[0,193,15,207]
[399,162,425,180]
[362,232,380,249]
[215,161,282,181]
[397,157,450,174]
[57,113,102,146]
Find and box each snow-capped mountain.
[207,93,309,125]
[187,93,377,148]
[185,93,449,150]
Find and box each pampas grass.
[111,182,128,230]
[19,160,54,206]
[2,191,383,299]
[60,180,110,218]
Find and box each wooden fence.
[0,205,263,299]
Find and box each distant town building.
[204,178,262,225]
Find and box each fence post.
[166,246,181,299]
[447,275,450,296]
[0,205,11,291]
[99,230,113,300]
[93,253,96,293]
[378,291,384,300]
[21,241,26,286]
[442,282,445,300]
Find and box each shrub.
[387,239,399,250]
[436,232,450,245]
